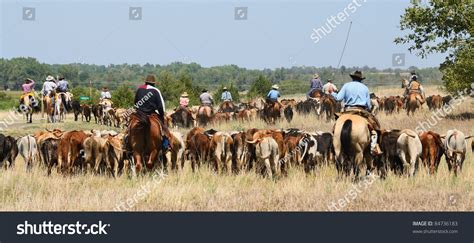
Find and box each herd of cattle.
[0,123,472,179]
[68,93,454,130]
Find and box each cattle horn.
[246,138,259,144]
[440,134,446,138]
[465,135,473,139]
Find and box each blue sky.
[1,0,446,69]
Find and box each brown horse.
[197,105,213,127]
[263,101,282,124]
[406,92,421,116]
[128,112,164,173]
[333,114,374,180]
[43,93,56,123]
[219,101,235,113]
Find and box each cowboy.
[100,87,112,100]
[403,74,425,105]
[133,74,171,150]
[19,78,38,108]
[329,70,381,154]
[56,76,70,111]
[199,89,214,106]
[306,73,323,99]
[179,92,190,108]
[322,79,338,95]
[266,85,281,104]
[41,75,57,97]
[220,87,232,102]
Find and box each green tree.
[248,75,272,98]
[111,84,135,108]
[395,0,473,93]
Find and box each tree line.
[0,57,444,108]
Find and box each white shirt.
[101,91,111,99]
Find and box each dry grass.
[0,86,473,211]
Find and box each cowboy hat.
[25,78,34,83]
[313,73,320,79]
[46,75,55,81]
[223,87,228,90]
[349,70,365,81]
[102,86,109,90]
[181,92,189,97]
[202,89,208,92]
[327,79,333,82]
[272,84,279,90]
[145,74,156,84]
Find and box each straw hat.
[181,92,189,97]
[272,84,279,90]
[46,75,55,81]
[145,74,156,84]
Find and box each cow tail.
[341,119,352,156]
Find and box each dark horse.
[171,106,194,128]
[128,112,164,173]
[263,100,282,124]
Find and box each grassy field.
[0,86,473,211]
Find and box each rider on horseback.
[179,92,190,108]
[322,79,338,95]
[56,76,70,111]
[133,74,171,150]
[266,85,281,104]
[329,70,381,155]
[100,86,112,100]
[220,87,232,102]
[199,88,214,112]
[306,73,323,99]
[19,78,38,108]
[403,72,425,107]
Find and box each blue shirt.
[221,91,232,101]
[331,81,371,110]
[310,78,323,90]
[267,90,280,100]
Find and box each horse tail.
[340,119,352,156]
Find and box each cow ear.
[440,134,446,138]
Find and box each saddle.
[335,107,381,130]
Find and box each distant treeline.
[1,57,443,99]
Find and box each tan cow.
[210,132,233,174]
[247,136,280,178]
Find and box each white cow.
[248,136,280,178]
[443,129,468,176]
[17,135,38,171]
[397,129,422,177]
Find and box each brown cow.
[83,131,112,176]
[231,131,247,172]
[429,95,443,110]
[188,132,211,172]
[105,133,128,177]
[82,104,92,122]
[58,130,89,174]
[419,131,445,175]
[283,130,304,168]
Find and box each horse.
[320,95,337,121]
[406,92,421,116]
[263,101,282,124]
[333,114,374,180]
[19,93,37,123]
[128,112,164,174]
[197,105,213,127]
[43,93,56,123]
[219,101,235,113]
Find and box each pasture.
[0,86,473,211]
